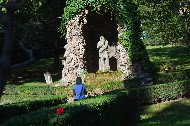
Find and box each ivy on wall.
[59,0,153,72]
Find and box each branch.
[18,30,30,53]
[14,29,34,60]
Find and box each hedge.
[1,80,190,125]
[1,89,140,126]
[129,80,190,105]
[0,95,67,124]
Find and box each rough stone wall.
[116,25,142,79]
[61,10,88,85]
[61,9,142,86]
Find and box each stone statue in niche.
[97,36,110,71]
[44,71,53,84]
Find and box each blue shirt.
[72,84,86,100]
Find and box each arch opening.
[82,10,118,73]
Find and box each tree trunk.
[0,12,14,96]
[0,0,28,96]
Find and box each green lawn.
[146,45,190,72]
[139,98,190,126]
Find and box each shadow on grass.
[139,98,190,126]
[147,46,190,67]
[8,59,63,85]
[147,46,189,58]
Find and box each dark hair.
[76,77,82,84]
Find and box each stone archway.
[82,10,118,73]
[60,9,141,85]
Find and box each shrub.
[124,78,142,88]
[1,89,140,126]
[0,95,67,124]
[129,80,190,105]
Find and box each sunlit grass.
[60,71,124,97]
[139,98,190,126]
[21,82,47,86]
[85,71,123,85]
[146,45,190,72]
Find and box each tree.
[33,0,66,68]
[135,0,190,46]
[14,0,66,68]
[0,0,28,96]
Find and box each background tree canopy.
[0,0,66,66]
[135,0,190,46]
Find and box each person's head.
[76,77,82,84]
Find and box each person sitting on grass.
[72,76,87,101]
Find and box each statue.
[97,36,110,71]
[44,71,53,84]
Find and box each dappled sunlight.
[141,103,170,120]
[140,98,190,126]
[146,45,190,77]
[146,46,190,64]
[8,57,64,86]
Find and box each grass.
[1,56,124,104]
[9,57,64,85]
[146,45,190,72]
[138,45,190,126]
[139,98,190,126]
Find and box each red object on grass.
[56,108,65,115]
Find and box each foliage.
[2,78,190,125]
[10,0,66,64]
[59,0,151,72]
[135,0,190,46]
[1,89,139,126]
[15,0,65,49]
[125,77,142,88]
[4,76,190,125]
[130,80,190,105]
[0,95,67,124]
[49,107,65,126]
